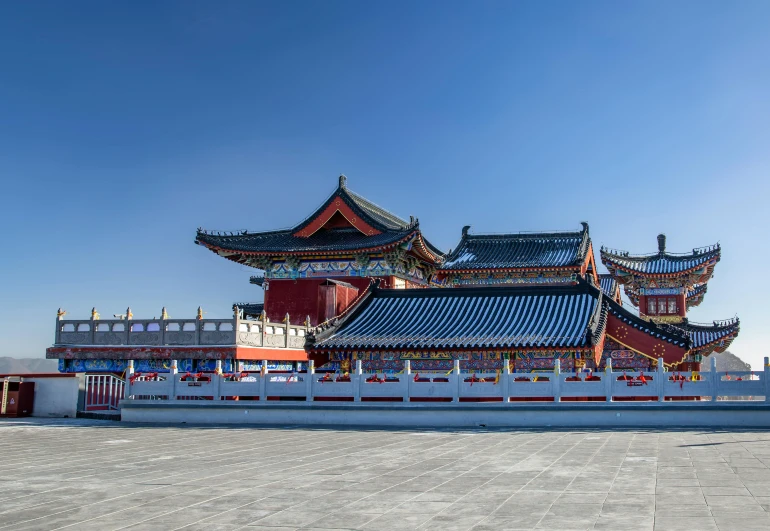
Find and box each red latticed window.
[647,299,657,315]
[668,298,677,314]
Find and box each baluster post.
[711,355,719,402]
[55,308,64,344]
[170,360,178,400]
[160,307,167,346]
[657,358,665,402]
[284,313,290,348]
[306,359,315,402]
[453,359,460,403]
[90,307,98,344]
[354,359,362,402]
[125,360,134,399]
[764,357,769,404]
[196,306,203,345]
[553,359,561,402]
[605,358,613,403]
[215,359,222,401]
[260,360,269,401]
[125,307,132,345]
[403,360,410,403]
[503,355,511,404]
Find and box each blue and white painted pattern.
[315,286,602,350]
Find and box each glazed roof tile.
[196,227,415,254]
[674,318,740,350]
[312,281,606,350]
[599,274,619,299]
[687,284,708,300]
[441,223,591,271]
[600,245,720,275]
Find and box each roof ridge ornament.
[339,174,347,189]
[658,233,666,253]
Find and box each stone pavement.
[1,419,769,530]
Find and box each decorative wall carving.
[237,332,263,347]
[199,331,235,345]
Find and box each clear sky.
[1,1,768,368]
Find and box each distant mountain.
[0,357,59,374]
[699,351,752,372]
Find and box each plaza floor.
[1,419,769,530]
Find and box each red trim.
[0,373,76,378]
[293,196,381,237]
[235,347,308,361]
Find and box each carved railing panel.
[264,335,286,348]
[200,331,235,345]
[94,332,127,345]
[288,336,307,348]
[129,332,161,345]
[58,332,91,345]
[237,332,263,347]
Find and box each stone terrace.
[1,419,770,530]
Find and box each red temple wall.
[265,277,400,325]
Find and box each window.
[668,298,677,314]
[647,299,657,315]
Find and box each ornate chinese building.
[47,176,739,375]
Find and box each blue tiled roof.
[233,302,264,319]
[312,281,606,350]
[687,284,708,300]
[675,318,740,350]
[441,224,590,271]
[600,245,720,275]
[599,274,618,299]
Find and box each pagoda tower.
[601,234,739,370]
[195,176,444,326]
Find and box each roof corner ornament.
[462,225,471,237]
[580,221,589,233]
[338,174,347,189]
[657,233,666,253]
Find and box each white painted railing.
[123,357,770,405]
[84,374,125,411]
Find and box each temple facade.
[47,176,739,376]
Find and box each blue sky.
[1,1,768,368]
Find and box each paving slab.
[2,419,770,530]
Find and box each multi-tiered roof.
[435,223,596,286]
[196,175,443,264]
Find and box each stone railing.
[53,307,309,349]
[123,356,770,404]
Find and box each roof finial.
[580,221,589,233]
[462,225,471,237]
[339,174,347,189]
[657,233,666,253]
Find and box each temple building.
[47,176,739,375]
